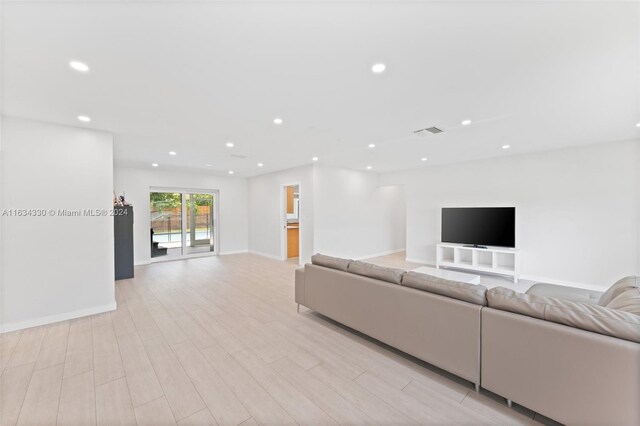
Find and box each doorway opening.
[282,184,300,263]
[150,189,218,260]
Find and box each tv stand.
[436,243,521,283]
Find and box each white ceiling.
[2,1,639,177]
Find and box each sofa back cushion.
[525,283,603,305]
[488,287,640,343]
[401,272,488,306]
[487,287,546,317]
[347,261,404,284]
[311,254,352,272]
[607,287,640,316]
[598,276,640,306]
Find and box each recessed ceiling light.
[636,122,640,127]
[368,144,376,148]
[168,151,177,156]
[226,141,234,148]
[257,163,264,167]
[371,63,386,73]
[312,157,319,162]
[204,164,211,167]
[366,166,372,170]
[273,117,283,125]
[502,144,511,150]
[151,163,159,167]
[421,157,428,162]
[69,61,89,72]
[228,170,234,175]
[461,119,472,126]
[77,115,91,122]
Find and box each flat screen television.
[441,207,515,248]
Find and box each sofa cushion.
[487,287,546,318]
[311,254,352,272]
[607,287,640,316]
[401,271,488,306]
[525,283,603,305]
[488,287,640,343]
[347,261,404,284]
[598,276,640,306]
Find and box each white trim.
[354,248,406,260]
[248,250,283,261]
[181,192,188,253]
[0,302,117,334]
[219,249,249,255]
[134,260,151,266]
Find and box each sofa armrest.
[295,267,305,305]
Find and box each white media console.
[436,243,521,283]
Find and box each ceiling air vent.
[230,154,248,159]
[414,126,443,136]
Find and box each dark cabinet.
[114,205,134,280]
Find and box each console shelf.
[436,243,521,283]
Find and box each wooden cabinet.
[285,185,299,258]
[287,226,299,258]
[286,186,295,214]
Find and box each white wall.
[0,6,4,332]
[1,117,115,331]
[637,140,640,276]
[248,165,315,263]
[113,167,249,264]
[247,164,406,264]
[381,140,640,289]
[313,165,406,259]
[0,114,3,332]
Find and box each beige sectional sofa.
[295,254,640,426]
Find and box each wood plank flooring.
[0,252,558,425]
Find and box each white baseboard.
[219,250,249,255]
[355,248,406,260]
[134,260,151,266]
[1,302,118,334]
[248,250,283,261]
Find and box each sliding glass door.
[150,192,183,258]
[150,190,217,259]
[185,193,214,255]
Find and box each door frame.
[149,186,220,263]
[280,182,302,265]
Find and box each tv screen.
[441,207,515,248]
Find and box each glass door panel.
[150,192,183,258]
[185,193,214,254]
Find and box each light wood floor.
[0,252,557,425]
